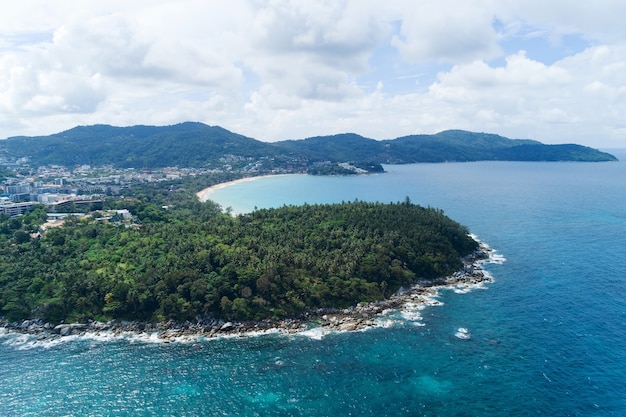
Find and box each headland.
[0,242,499,345]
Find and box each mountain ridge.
[0,122,617,168]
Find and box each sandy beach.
[196,174,294,202]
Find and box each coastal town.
[0,152,382,219]
[2,163,205,216]
[0,154,297,218]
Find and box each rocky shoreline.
[1,244,494,344]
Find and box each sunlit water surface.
[2,155,626,416]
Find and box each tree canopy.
[0,123,616,168]
[0,189,478,324]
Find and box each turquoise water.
[2,156,626,416]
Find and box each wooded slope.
[0,123,616,168]
[0,199,477,323]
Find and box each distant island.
[0,123,617,172]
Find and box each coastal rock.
[91,321,110,331]
[53,323,88,337]
[220,322,234,331]
[338,322,358,332]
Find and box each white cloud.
[241,0,388,109]
[0,1,625,147]
[496,1,626,43]
[391,0,501,63]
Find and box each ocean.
[2,154,626,416]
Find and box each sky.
[1,1,626,148]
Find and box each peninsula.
[1,189,484,327]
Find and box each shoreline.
[0,242,502,346]
[196,174,296,202]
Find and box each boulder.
[53,323,88,337]
[220,322,234,331]
[338,322,358,332]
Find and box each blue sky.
[1,1,625,148]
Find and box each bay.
[2,156,626,416]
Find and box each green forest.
[0,122,616,168]
[0,179,478,325]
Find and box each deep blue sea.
[2,154,626,416]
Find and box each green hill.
[0,123,617,168]
[0,200,479,323]
[0,122,275,168]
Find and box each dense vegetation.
[0,165,15,182]
[308,162,385,176]
[0,123,616,168]
[280,130,617,163]
[0,123,275,168]
[0,189,477,324]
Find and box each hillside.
[0,122,275,168]
[0,200,479,323]
[0,123,617,168]
[279,129,615,163]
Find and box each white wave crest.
[455,327,471,339]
